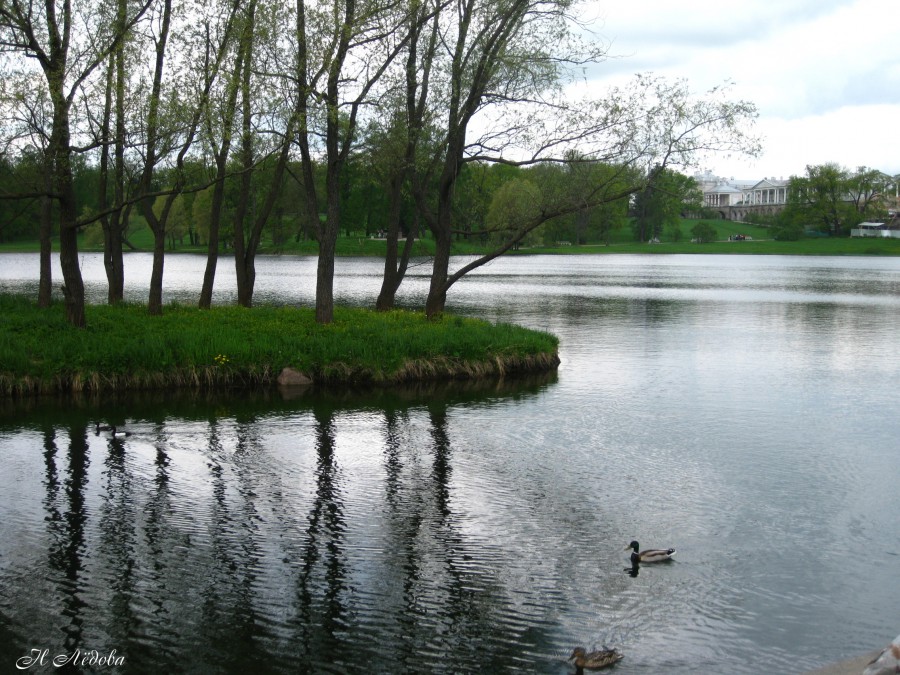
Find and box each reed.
[0,294,559,395]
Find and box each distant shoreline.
[2,227,900,259]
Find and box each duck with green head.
[625,540,675,564]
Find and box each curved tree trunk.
[376,189,418,311]
[424,226,451,318]
[375,174,406,311]
[315,197,340,323]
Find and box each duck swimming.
[625,540,675,563]
[109,426,132,438]
[569,646,623,671]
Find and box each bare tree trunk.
[50,85,86,327]
[197,165,227,309]
[424,223,451,318]
[58,210,86,326]
[99,53,127,304]
[235,140,294,307]
[315,171,341,324]
[37,160,53,308]
[232,0,258,308]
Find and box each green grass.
[0,294,559,395]
[520,219,900,256]
[4,217,899,257]
[524,237,900,256]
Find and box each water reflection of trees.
[9,378,554,672]
[370,403,519,672]
[290,404,350,672]
[191,414,275,672]
[97,424,140,659]
[47,423,89,656]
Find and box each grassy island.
[0,294,559,396]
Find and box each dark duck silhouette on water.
[109,425,132,438]
[569,646,623,672]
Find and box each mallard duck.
[569,646,623,671]
[625,540,675,563]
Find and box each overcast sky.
[577,0,899,181]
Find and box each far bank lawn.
[2,217,899,256]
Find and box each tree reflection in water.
[289,404,350,671]
[3,377,559,672]
[51,424,89,657]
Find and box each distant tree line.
[771,164,896,240]
[0,0,759,327]
[0,154,703,250]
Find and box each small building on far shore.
[850,219,900,238]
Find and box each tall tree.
[406,1,759,318]
[782,163,859,235]
[374,0,440,311]
[847,166,891,218]
[198,1,247,309]
[0,0,152,325]
[231,0,298,307]
[136,0,178,315]
[139,0,242,313]
[632,167,701,242]
[274,0,439,316]
[288,0,413,323]
[95,0,132,304]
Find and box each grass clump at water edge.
[0,294,560,396]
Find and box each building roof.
[748,178,789,190]
[709,183,743,194]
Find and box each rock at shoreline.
[277,367,312,387]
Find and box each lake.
[1,252,899,673]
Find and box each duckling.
[625,540,675,564]
[569,646,623,671]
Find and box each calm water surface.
[1,253,899,674]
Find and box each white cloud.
[577,0,900,178]
[705,104,900,180]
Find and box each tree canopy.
[0,0,763,326]
[780,163,893,235]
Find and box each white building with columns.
[694,171,790,220]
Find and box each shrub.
[690,221,717,243]
[771,223,804,241]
